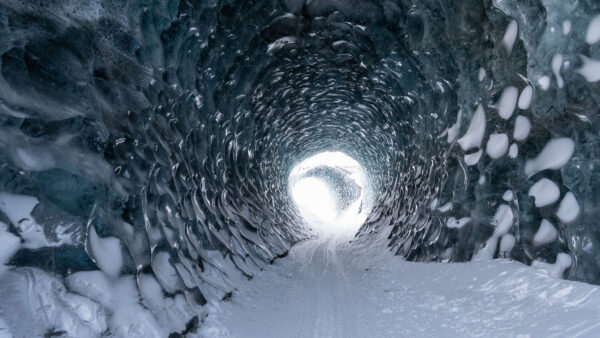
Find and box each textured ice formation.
[0,0,598,335]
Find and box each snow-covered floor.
[201,234,600,338]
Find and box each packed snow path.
[202,234,600,338]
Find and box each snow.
[464,149,482,166]
[532,253,573,279]
[202,234,600,338]
[0,192,47,249]
[497,86,518,119]
[66,271,166,338]
[88,226,123,278]
[486,133,509,159]
[430,198,439,210]
[445,108,462,143]
[502,20,518,55]
[267,36,297,54]
[577,56,600,83]
[446,217,471,229]
[528,178,560,207]
[493,204,514,236]
[499,234,515,254]
[437,202,452,213]
[473,204,514,261]
[478,175,486,185]
[585,15,600,44]
[0,268,107,337]
[533,219,558,246]
[478,68,486,81]
[513,115,531,141]
[517,85,533,110]
[151,250,184,294]
[537,76,550,90]
[508,143,518,158]
[457,105,486,151]
[524,138,575,177]
[0,222,20,273]
[556,192,580,223]
[562,20,571,36]
[552,54,564,88]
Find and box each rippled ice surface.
[0,0,599,336]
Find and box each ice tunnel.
[0,0,600,337]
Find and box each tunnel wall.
[0,0,599,335]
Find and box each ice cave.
[0,0,600,337]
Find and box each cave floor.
[201,234,600,338]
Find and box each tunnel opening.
[288,151,373,237]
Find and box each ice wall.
[0,0,599,335]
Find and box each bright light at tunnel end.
[288,151,373,237]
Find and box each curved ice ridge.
[0,0,599,336]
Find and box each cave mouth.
[288,151,373,237]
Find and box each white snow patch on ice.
[517,85,533,110]
[0,268,107,337]
[499,234,516,254]
[267,36,297,54]
[445,108,462,143]
[478,68,486,81]
[562,20,571,35]
[0,192,48,249]
[528,178,560,207]
[473,204,513,261]
[513,115,531,141]
[524,138,575,177]
[429,198,439,210]
[0,222,20,273]
[478,175,486,185]
[486,133,509,159]
[537,76,550,90]
[497,86,518,119]
[552,54,564,88]
[67,271,166,338]
[502,20,518,55]
[437,202,453,213]
[508,143,518,158]
[88,226,123,278]
[446,217,471,229]
[464,149,482,166]
[533,219,558,246]
[532,253,572,279]
[585,15,600,44]
[556,192,580,223]
[457,105,486,151]
[577,56,600,82]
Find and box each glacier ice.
[0,0,598,336]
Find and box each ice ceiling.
[0,0,599,336]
